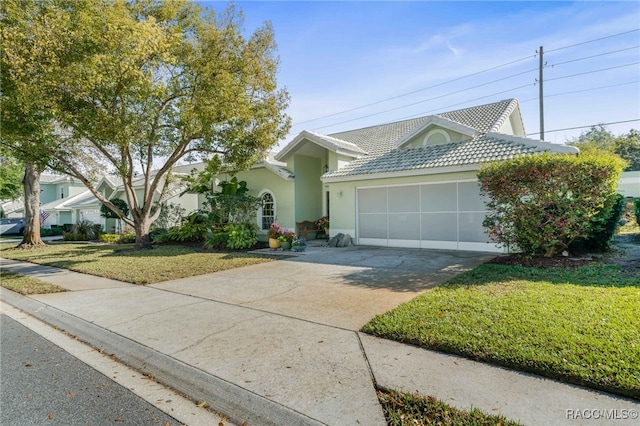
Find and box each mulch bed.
[488,254,599,269]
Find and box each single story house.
[212,98,582,252]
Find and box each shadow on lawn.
[447,263,639,288]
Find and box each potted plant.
[268,222,282,249]
[279,229,295,250]
[292,237,307,252]
[316,216,329,237]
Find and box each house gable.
[275,130,366,163]
[395,116,477,149]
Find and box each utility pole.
[539,45,545,140]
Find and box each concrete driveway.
[152,245,495,330]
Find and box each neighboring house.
[215,98,580,252]
[7,169,199,232]
[2,174,87,221]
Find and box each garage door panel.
[357,181,492,252]
[358,188,387,213]
[421,183,457,212]
[421,213,457,241]
[458,182,489,212]
[389,213,420,240]
[388,186,419,213]
[359,213,388,239]
[459,212,490,242]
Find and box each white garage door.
[357,181,500,252]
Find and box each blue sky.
[201,1,640,147]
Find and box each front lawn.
[362,263,640,398]
[0,270,67,294]
[0,243,274,285]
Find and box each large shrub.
[160,212,209,243]
[635,199,640,226]
[569,193,625,252]
[478,152,626,257]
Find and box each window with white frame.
[260,191,275,230]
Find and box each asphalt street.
[0,314,183,426]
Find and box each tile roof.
[318,99,579,178]
[328,99,517,155]
[324,134,573,178]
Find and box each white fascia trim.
[396,116,477,148]
[322,164,479,183]
[96,176,119,192]
[485,132,580,154]
[274,130,365,162]
[260,162,295,181]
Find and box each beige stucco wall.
[293,155,323,223]
[219,167,296,235]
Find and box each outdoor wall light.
[323,164,329,173]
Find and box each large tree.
[0,0,65,247]
[1,0,290,249]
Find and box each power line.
[547,45,640,68]
[370,83,534,126]
[528,119,640,136]
[311,68,537,131]
[545,28,640,53]
[546,61,640,82]
[519,80,640,103]
[292,54,536,126]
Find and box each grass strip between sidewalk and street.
[0,243,275,285]
[362,263,640,399]
[378,389,522,426]
[0,270,67,295]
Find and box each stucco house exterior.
[212,98,581,252]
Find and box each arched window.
[423,129,451,146]
[259,191,275,230]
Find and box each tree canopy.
[569,126,640,171]
[1,0,291,248]
[0,154,23,201]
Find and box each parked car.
[0,218,25,236]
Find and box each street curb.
[1,290,324,426]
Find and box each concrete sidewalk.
[1,257,638,425]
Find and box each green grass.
[378,390,521,426]
[0,243,275,285]
[0,270,67,295]
[362,263,640,398]
[620,220,640,234]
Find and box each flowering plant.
[292,237,306,246]
[278,229,295,243]
[268,222,282,239]
[316,216,329,230]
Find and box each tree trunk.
[134,216,153,249]
[18,163,45,248]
